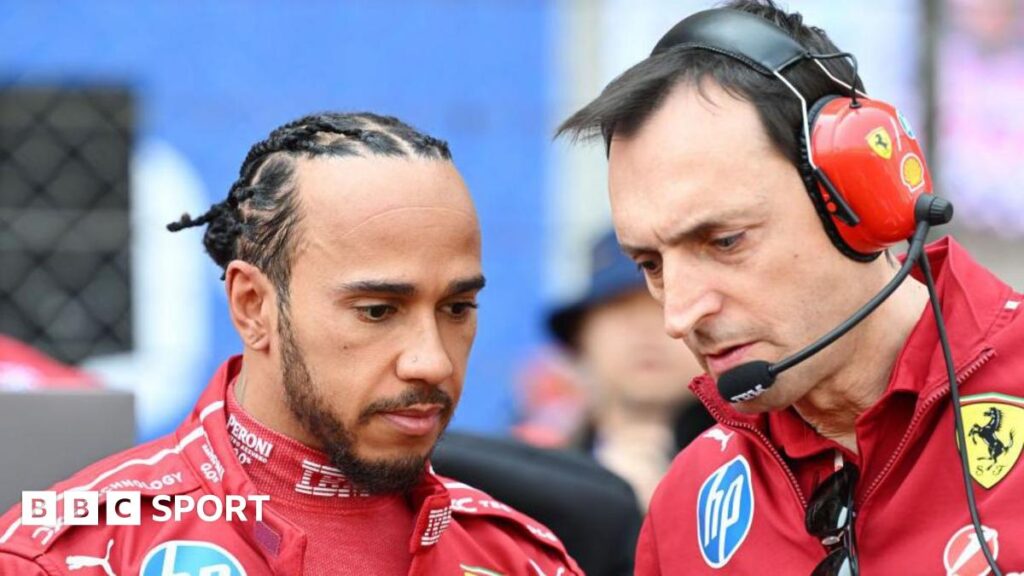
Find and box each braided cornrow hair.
[167,112,452,300]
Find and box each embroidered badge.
[960,393,1024,489]
[696,455,754,568]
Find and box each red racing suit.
[0,357,582,576]
[636,238,1024,574]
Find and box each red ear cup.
[809,97,932,255]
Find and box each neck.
[237,352,323,451]
[793,268,930,453]
[226,378,391,508]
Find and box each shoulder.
[651,424,757,514]
[437,476,582,573]
[0,431,200,561]
[440,476,566,549]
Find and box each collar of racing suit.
[174,356,456,574]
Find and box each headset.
[651,8,1001,575]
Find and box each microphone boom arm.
[770,220,930,376]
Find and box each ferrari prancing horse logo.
[866,127,893,160]
[960,393,1024,489]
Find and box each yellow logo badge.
[866,127,893,159]
[961,393,1024,489]
[900,153,925,193]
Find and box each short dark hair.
[556,0,863,168]
[168,112,452,301]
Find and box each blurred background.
[1,0,1022,444]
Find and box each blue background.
[0,1,554,438]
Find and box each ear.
[224,260,276,352]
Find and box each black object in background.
[433,431,643,576]
[0,86,135,364]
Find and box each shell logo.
[901,153,925,193]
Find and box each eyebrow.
[337,280,416,296]
[620,207,759,256]
[335,274,485,298]
[446,275,486,297]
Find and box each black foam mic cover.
[717,360,776,403]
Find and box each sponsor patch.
[961,393,1024,489]
[900,153,925,193]
[696,455,754,568]
[294,459,370,498]
[140,540,246,576]
[420,506,452,546]
[867,127,893,159]
[227,414,274,465]
[943,524,998,576]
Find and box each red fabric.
[0,356,582,575]
[224,379,413,576]
[0,335,97,390]
[636,237,1024,574]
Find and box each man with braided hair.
[0,112,581,576]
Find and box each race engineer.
[558,1,1024,574]
[0,112,581,576]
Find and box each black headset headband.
[651,9,809,75]
[648,8,880,262]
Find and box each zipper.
[692,383,808,508]
[860,347,995,507]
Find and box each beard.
[277,306,453,494]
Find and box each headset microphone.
[717,194,952,404]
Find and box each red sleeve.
[0,551,52,575]
[635,508,662,576]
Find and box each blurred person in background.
[559,0,1024,573]
[0,112,580,576]
[546,229,713,510]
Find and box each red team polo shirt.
[636,238,1024,574]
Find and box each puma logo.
[703,428,734,452]
[66,538,116,576]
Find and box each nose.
[396,317,455,386]
[661,263,723,340]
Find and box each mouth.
[377,404,445,437]
[703,343,755,378]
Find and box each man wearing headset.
[559,1,1023,574]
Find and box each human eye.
[636,256,663,279]
[443,300,478,320]
[354,304,397,323]
[711,231,745,251]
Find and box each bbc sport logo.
[22,491,269,526]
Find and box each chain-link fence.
[0,87,134,364]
